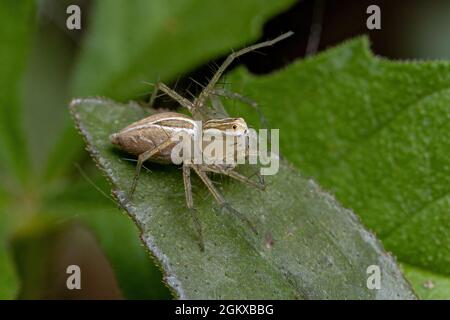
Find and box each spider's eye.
[232,124,237,130]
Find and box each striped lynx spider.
[110,32,293,250]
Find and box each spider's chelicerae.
[110,31,293,250]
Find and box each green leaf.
[224,37,450,299]
[0,204,19,300]
[21,19,77,176]
[402,264,450,299]
[71,0,295,101]
[43,179,172,299]
[0,0,35,299]
[0,0,34,183]
[8,173,171,299]
[70,97,415,299]
[72,204,172,299]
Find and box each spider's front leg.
[205,164,265,191]
[191,164,258,234]
[194,31,293,112]
[148,81,195,114]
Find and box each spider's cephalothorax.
[110,31,293,251]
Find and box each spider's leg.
[192,94,228,120]
[149,81,195,113]
[183,164,204,251]
[194,31,293,112]
[211,88,269,129]
[191,165,258,234]
[128,138,174,200]
[205,165,265,190]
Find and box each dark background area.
[37,0,450,101]
[153,0,450,104]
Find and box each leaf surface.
[225,37,450,299]
[70,97,415,299]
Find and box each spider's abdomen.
[110,112,195,163]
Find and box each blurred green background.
[0,0,449,299]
